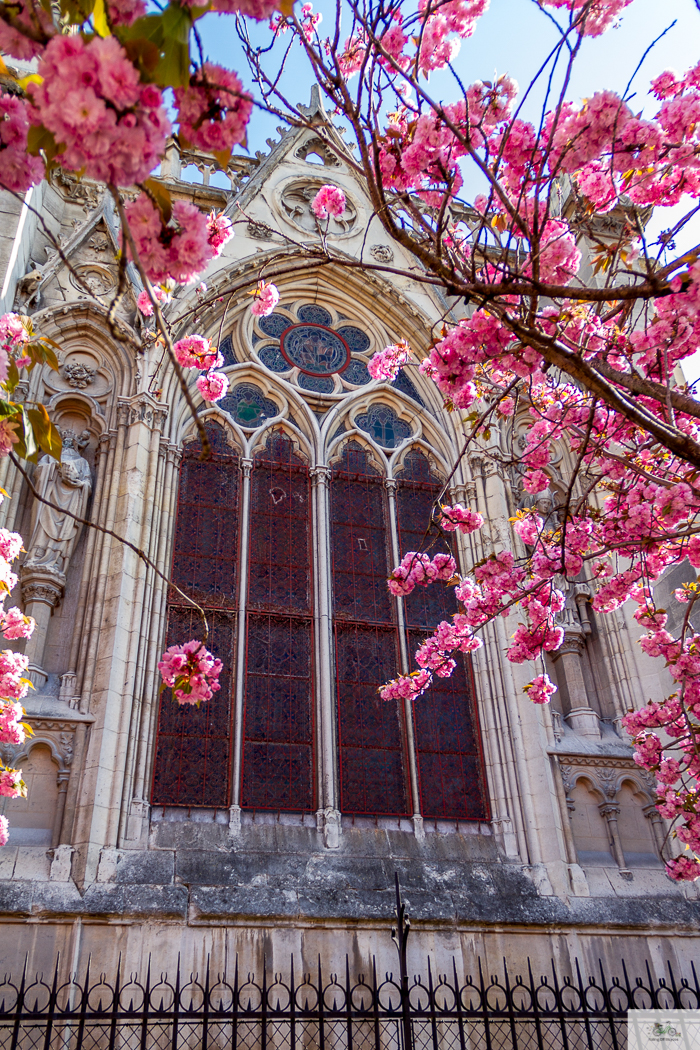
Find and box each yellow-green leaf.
[93,0,111,35]
[142,177,172,224]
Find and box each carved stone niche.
[295,136,341,167]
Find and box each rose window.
[252,303,374,397]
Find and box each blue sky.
[196,0,700,376]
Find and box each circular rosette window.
[279,324,351,377]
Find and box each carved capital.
[384,478,398,494]
[598,802,621,820]
[21,566,66,608]
[240,458,254,479]
[310,466,332,487]
[555,626,586,657]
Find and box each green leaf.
[27,125,63,164]
[12,408,38,463]
[27,406,62,460]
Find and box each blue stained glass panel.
[219,334,236,367]
[281,324,350,376]
[355,404,412,448]
[298,304,332,325]
[259,346,289,373]
[299,373,335,394]
[258,313,291,338]
[343,360,371,386]
[337,326,371,353]
[220,383,278,428]
[392,371,425,406]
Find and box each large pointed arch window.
[151,418,487,825]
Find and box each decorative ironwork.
[396,451,487,822]
[243,433,314,812]
[3,930,698,1050]
[219,383,278,428]
[152,424,240,808]
[280,324,350,376]
[356,405,411,449]
[331,446,409,816]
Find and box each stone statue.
[24,430,92,576]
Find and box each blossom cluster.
[387,551,456,596]
[311,185,346,220]
[173,335,229,403]
[174,64,252,153]
[124,197,232,285]
[158,640,223,705]
[368,342,411,382]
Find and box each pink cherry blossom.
[0,814,7,846]
[524,673,557,704]
[107,0,146,24]
[440,504,484,534]
[1,607,34,640]
[136,286,171,317]
[29,35,170,186]
[158,639,222,705]
[0,700,27,745]
[0,767,25,798]
[368,341,411,381]
[175,64,252,153]
[0,93,45,193]
[196,371,229,402]
[250,281,280,317]
[173,335,222,370]
[207,212,234,255]
[312,185,346,220]
[125,194,214,284]
[0,0,54,60]
[0,651,29,701]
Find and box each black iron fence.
[1,885,699,1050]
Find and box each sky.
[196,0,700,375]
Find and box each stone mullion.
[385,476,423,837]
[117,399,168,846]
[598,802,630,873]
[310,465,340,847]
[229,457,253,832]
[136,442,181,819]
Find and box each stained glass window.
[242,433,314,811]
[396,450,486,821]
[219,383,278,428]
[343,360,371,386]
[355,404,412,449]
[299,373,335,394]
[258,313,291,338]
[280,324,350,376]
[151,423,239,807]
[259,346,289,373]
[331,445,409,816]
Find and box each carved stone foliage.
[69,264,117,298]
[51,169,100,211]
[63,361,96,389]
[279,180,357,235]
[370,244,394,263]
[557,755,655,805]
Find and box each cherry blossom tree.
[0,0,699,876]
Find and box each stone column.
[553,621,601,739]
[385,476,423,839]
[230,457,253,835]
[309,465,340,848]
[20,568,65,688]
[644,802,668,860]
[599,801,631,874]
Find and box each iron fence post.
[391,875,412,1050]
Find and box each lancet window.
[151,417,486,826]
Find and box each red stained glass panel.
[241,433,314,811]
[331,445,409,816]
[397,450,487,821]
[152,424,239,807]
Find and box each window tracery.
[151,394,486,827]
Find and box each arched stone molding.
[327,429,390,476]
[1,731,75,849]
[389,437,452,483]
